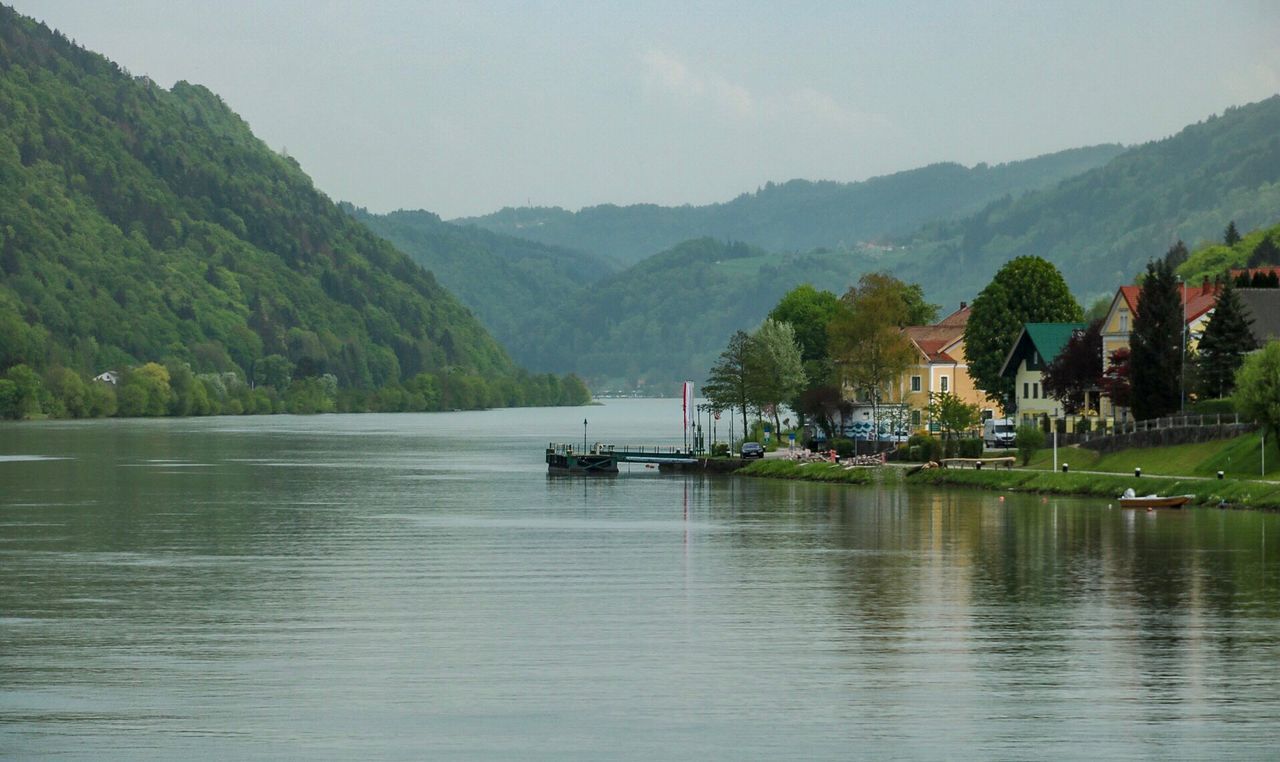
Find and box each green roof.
[999,322,1087,378]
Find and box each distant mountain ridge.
[345,205,614,361]
[455,145,1125,266]
[891,95,1280,307]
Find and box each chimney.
[960,301,967,310]
[1202,276,1211,295]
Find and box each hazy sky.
[12,1,1280,218]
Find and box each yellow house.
[898,304,994,431]
[1099,279,1221,416]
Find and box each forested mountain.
[0,6,587,412]
[457,146,1124,266]
[512,238,898,390]
[890,96,1280,306]
[345,206,614,362]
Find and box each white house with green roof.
[998,322,1087,425]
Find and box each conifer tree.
[1163,240,1189,270]
[1248,236,1280,268]
[1225,220,1242,246]
[1129,258,1183,419]
[1196,278,1256,399]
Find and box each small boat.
[1118,488,1192,509]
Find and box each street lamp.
[583,418,588,452]
[1180,277,1187,414]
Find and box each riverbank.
[741,459,1280,510]
[912,467,1280,510]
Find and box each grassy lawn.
[1021,430,1279,480]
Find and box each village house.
[998,322,1086,426]
[839,303,992,439]
[1099,278,1221,417]
[898,303,993,431]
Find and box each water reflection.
[2,404,1279,758]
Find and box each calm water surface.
[2,399,1279,759]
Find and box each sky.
[11,1,1280,219]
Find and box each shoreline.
[740,459,1280,511]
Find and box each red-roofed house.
[897,303,995,430]
[1100,277,1221,415]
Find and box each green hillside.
[346,206,614,366]
[457,145,1124,267]
[0,7,585,414]
[891,96,1280,306]
[1177,220,1280,283]
[516,238,893,390]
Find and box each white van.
[983,418,1017,448]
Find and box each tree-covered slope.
[516,238,894,390]
[891,96,1280,307]
[456,145,1124,267]
[0,6,513,389]
[345,206,614,366]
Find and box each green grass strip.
[739,459,877,485]
[908,468,1280,510]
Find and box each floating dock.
[546,443,703,475]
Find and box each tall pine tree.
[1225,220,1242,246]
[1197,278,1256,398]
[1129,258,1183,419]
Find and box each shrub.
[711,442,730,457]
[1189,398,1237,416]
[1016,425,1045,466]
[958,438,984,458]
[907,433,941,462]
[831,438,856,457]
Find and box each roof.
[902,305,970,363]
[1238,289,1280,345]
[1230,266,1280,281]
[999,322,1087,379]
[1117,281,1221,325]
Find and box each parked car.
[983,417,1017,448]
[740,442,765,459]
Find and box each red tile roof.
[1117,281,1220,325]
[903,305,969,363]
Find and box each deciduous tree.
[746,319,806,434]
[828,273,921,433]
[964,256,1082,410]
[704,330,754,440]
[1101,347,1132,411]
[1233,341,1280,442]
[1041,320,1103,414]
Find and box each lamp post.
[583,418,588,453]
[1180,277,1186,414]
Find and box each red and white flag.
[681,381,694,431]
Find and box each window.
[940,376,949,392]
[1033,382,1039,399]
[1120,313,1129,332]
[911,410,921,425]
[911,375,921,392]
[1023,382,1029,399]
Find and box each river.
[2,398,1278,759]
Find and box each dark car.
[740,442,765,459]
